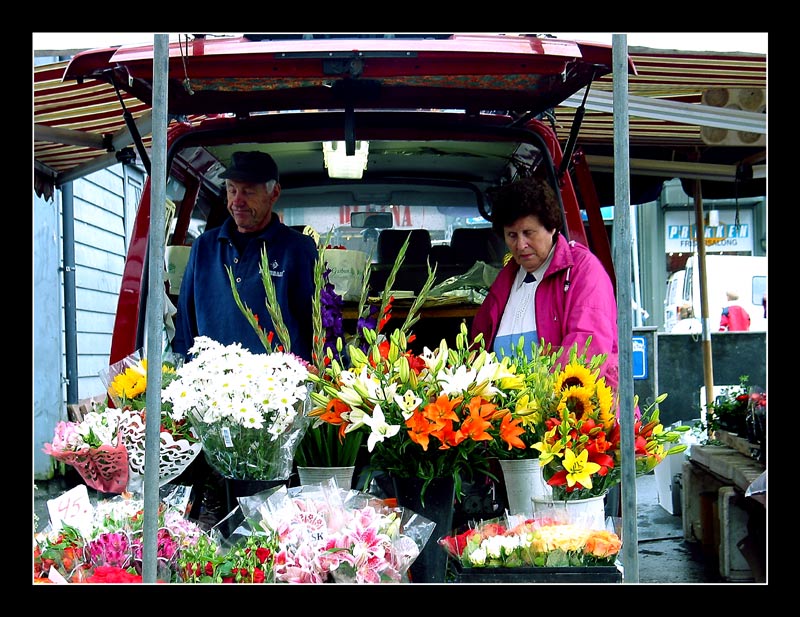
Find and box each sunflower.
[109,361,148,401]
[555,361,597,393]
[557,385,595,422]
[595,377,616,429]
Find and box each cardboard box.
[654,450,687,515]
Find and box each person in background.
[172,150,317,362]
[672,303,702,334]
[719,290,751,332]
[470,175,619,391]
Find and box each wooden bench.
[66,394,107,423]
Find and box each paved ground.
[33,470,727,584]
[634,472,721,584]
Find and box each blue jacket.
[172,215,317,361]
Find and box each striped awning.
[33,46,766,198]
[34,61,152,196]
[554,48,766,148]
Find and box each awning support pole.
[110,76,152,176]
[693,180,716,420]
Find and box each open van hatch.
[64,34,627,118]
[60,34,631,362]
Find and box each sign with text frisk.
[664,209,753,253]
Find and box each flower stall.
[39,228,693,584]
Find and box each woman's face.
[503,214,557,273]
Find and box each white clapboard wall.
[33,163,145,479]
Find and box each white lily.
[362,403,401,452]
[394,389,423,420]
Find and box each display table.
[341,299,480,321]
[452,562,622,583]
[682,443,765,581]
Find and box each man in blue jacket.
[171,150,317,522]
[172,150,317,362]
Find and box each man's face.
[226,179,281,232]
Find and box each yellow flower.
[557,385,595,421]
[532,426,564,466]
[555,361,597,392]
[109,361,148,401]
[595,377,616,429]
[562,447,601,489]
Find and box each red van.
[63,33,626,363]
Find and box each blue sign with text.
[632,336,647,380]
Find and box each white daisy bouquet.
[162,336,313,481]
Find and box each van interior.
[165,124,561,300]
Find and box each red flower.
[84,565,143,583]
[440,529,479,557]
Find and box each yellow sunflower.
[557,384,595,421]
[595,377,616,429]
[555,361,597,393]
[109,361,148,401]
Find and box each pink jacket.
[470,233,619,390]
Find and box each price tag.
[47,567,69,584]
[47,484,93,535]
[222,426,233,448]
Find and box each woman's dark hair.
[487,176,562,236]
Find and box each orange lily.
[406,410,433,450]
[458,399,494,443]
[423,394,461,425]
[498,411,527,450]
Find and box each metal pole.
[61,181,79,405]
[631,204,643,327]
[612,33,639,584]
[142,33,169,583]
[693,181,716,418]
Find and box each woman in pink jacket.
[470,176,619,391]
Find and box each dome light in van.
[323,140,370,179]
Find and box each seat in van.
[450,227,506,267]
[372,229,432,294]
[377,229,431,265]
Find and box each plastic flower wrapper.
[42,408,130,494]
[162,336,313,481]
[99,348,148,410]
[214,480,435,583]
[439,511,622,569]
[746,385,766,463]
[34,523,86,582]
[98,348,202,489]
[81,494,210,582]
[34,490,214,583]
